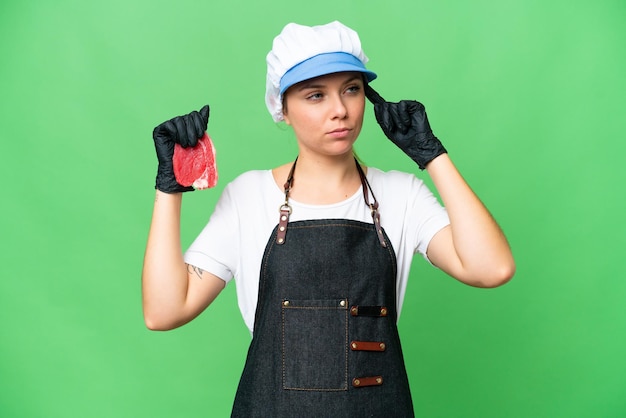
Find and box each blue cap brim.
[279,52,377,95]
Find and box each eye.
[345,85,362,95]
[305,92,324,101]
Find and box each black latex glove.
[152,105,210,193]
[365,85,446,170]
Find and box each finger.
[389,104,409,135]
[153,119,175,141]
[171,116,187,147]
[365,84,386,105]
[190,111,205,136]
[199,104,210,126]
[398,101,413,128]
[185,111,203,147]
[376,103,393,133]
[172,117,188,147]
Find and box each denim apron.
[231,159,414,417]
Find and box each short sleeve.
[184,185,239,283]
[407,175,450,261]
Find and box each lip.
[327,128,351,138]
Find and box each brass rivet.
[279,226,285,231]
[354,379,360,386]
[380,307,387,316]
[351,342,358,349]
[283,300,290,306]
[278,238,284,243]
[380,343,386,350]
[339,300,346,307]
[376,377,382,384]
[351,307,358,315]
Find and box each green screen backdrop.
[1,0,625,417]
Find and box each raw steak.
[173,132,218,190]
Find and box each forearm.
[142,190,190,329]
[426,154,515,286]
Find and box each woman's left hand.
[365,84,447,170]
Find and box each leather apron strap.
[276,157,387,247]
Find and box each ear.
[281,93,291,125]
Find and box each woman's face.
[282,71,365,159]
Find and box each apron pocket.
[281,298,348,391]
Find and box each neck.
[295,151,357,179]
[286,152,363,205]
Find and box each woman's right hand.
[142,191,226,331]
[152,105,210,193]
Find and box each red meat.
[173,132,218,190]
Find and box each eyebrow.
[296,75,362,91]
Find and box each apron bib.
[231,160,414,417]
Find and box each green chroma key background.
[1,0,624,416]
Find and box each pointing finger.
[365,84,386,105]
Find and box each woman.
[143,21,515,417]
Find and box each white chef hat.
[265,21,377,122]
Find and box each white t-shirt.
[184,167,450,334]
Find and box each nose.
[329,94,348,119]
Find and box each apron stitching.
[344,303,349,390]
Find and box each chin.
[328,143,357,157]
